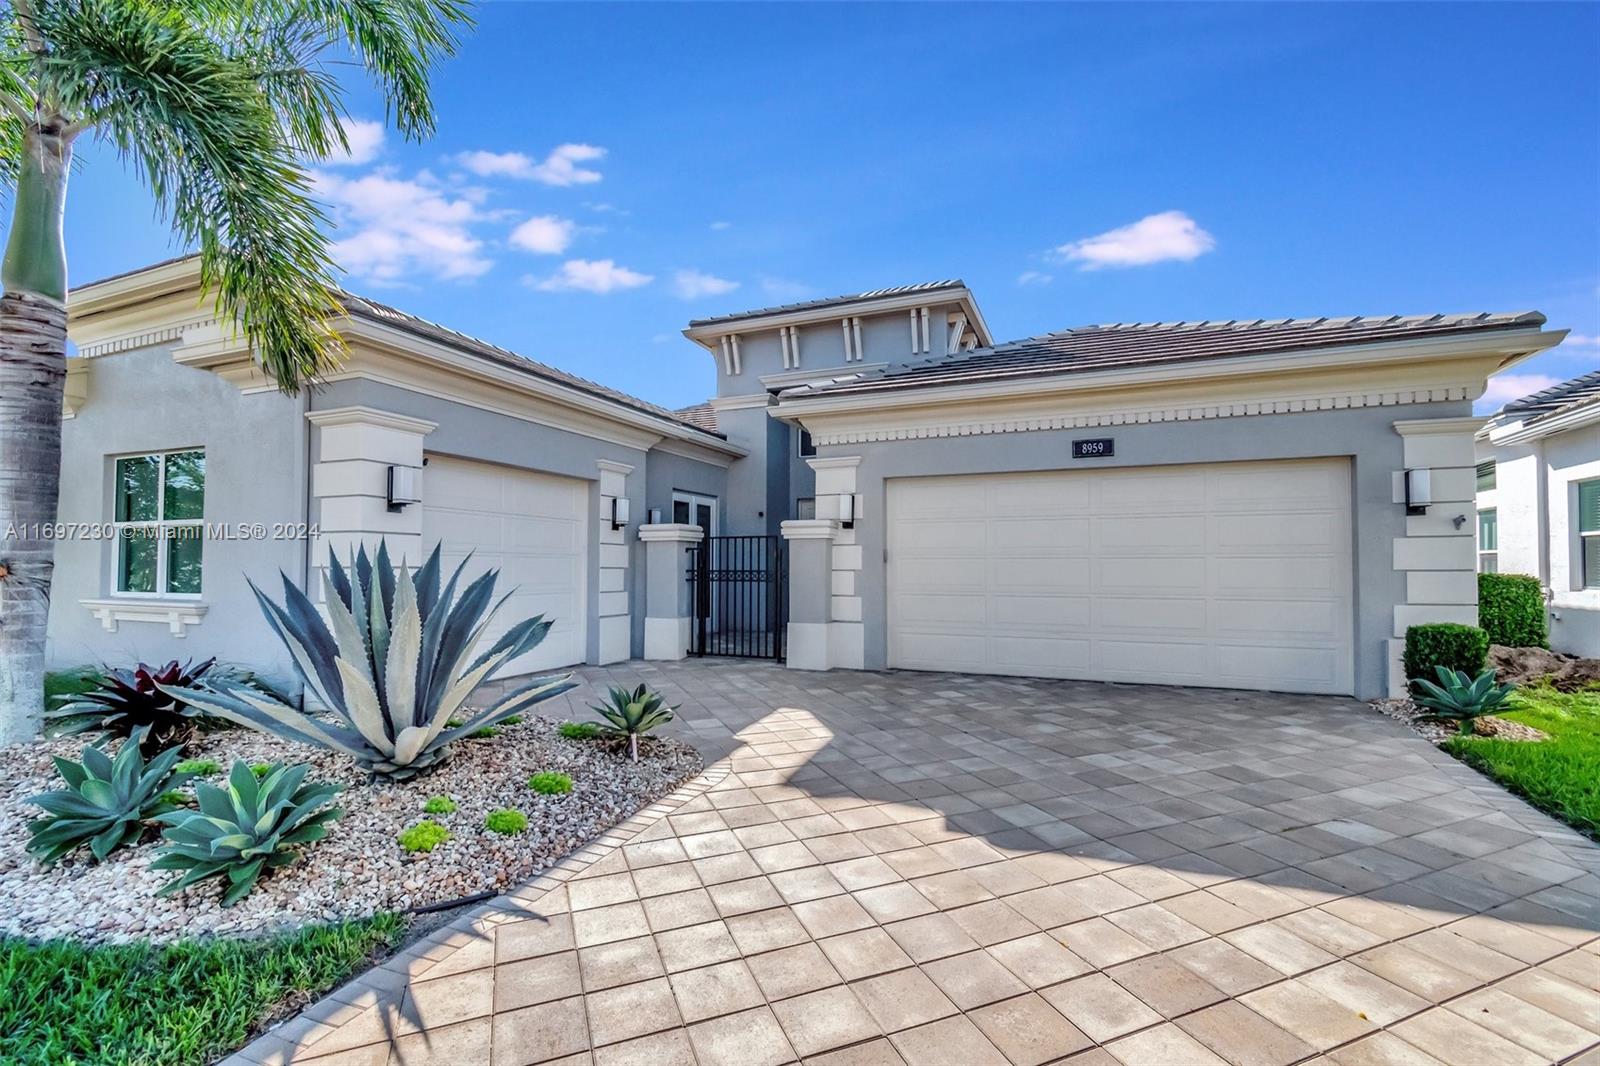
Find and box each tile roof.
[673,401,719,434]
[687,280,966,328]
[785,311,1548,399]
[1499,367,1600,424]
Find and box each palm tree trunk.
[0,124,71,744]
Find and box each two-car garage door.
[421,455,588,675]
[887,458,1355,694]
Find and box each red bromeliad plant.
[46,657,218,755]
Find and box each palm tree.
[0,0,471,743]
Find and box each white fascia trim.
[806,456,862,471]
[306,405,439,435]
[709,393,773,412]
[341,317,743,457]
[1490,401,1600,445]
[651,437,738,468]
[775,327,1563,419]
[759,363,890,391]
[682,287,989,349]
[67,256,204,319]
[1392,415,1486,437]
[595,459,636,476]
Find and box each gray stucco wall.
[644,449,729,530]
[47,344,309,684]
[822,400,1471,700]
[310,378,652,662]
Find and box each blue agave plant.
[161,541,577,779]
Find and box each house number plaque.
[1071,437,1114,459]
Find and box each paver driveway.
[232,660,1600,1066]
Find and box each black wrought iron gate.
[687,535,787,659]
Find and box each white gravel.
[0,716,701,945]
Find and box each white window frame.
[1477,507,1497,574]
[670,491,718,535]
[796,426,817,459]
[1579,478,1600,591]
[112,448,205,600]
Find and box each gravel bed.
[1372,697,1547,744]
[0,716,701,945]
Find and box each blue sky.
[64,2,1599,413]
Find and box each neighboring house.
[1475,370,1600,655]
[49,256,1564,700]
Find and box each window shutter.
[1580,480,1600,535]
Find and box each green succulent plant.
[588,684,675,762]
[528,771,573,795]
[484,809,527,835]
[174,759,222,777]
[26,734,191,864]
[158,541,578,780]
[398,820,450,853]
[1412,667,1516,735]
[152,762,342,906]
[468,726,498,739]
[422,795,457,814]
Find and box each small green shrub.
[468,726,498,739]
[397,820,450,854]
[249,763,272,778]
[558,721,601,740]
[528,771,573,795]
[484,809,527,835]
[501,715,523,725]
[1478,573,1549,649]
[422,795,457,814]
[175,759,222,777]
[159,790,190,806]
[1404,623,1489,684]
[445,718,465,729]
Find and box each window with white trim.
[1478,508,1497,573]
[797,427,816,458]
[1580,479,1600,590]
[1476,460,1496,492]
[113,449,205,596]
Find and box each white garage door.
[421,455,587,675]
[887,458,1354,694]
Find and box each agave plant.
[588,684,676,762]
[160,541,577,779]
[46,657,219,756]
[1412,666,1516,735]
[153,762,342,906]
[27,733,191,864]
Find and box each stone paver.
[231,659,1600,1066]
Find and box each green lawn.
[1444,682,1600,839]
[0,914,406,1066]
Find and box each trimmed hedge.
[1478,573,1548,649]
[1404,623,1489,684]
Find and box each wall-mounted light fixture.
[836,492,856,529]
[610,496,631,531]
[1392,468,1432,516]
[387,465,421,513]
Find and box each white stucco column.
[782,519,840,670]
[595,460,635,664]
[807,456,864,669]
[1389,416,1482,693]
[307,406,437,574]
[638,523,703,660]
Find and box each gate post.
[780,519,840,670]
[639,523,703,660]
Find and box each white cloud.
[314,167,491,284]
[321,118,385,166]
[673,269,739,300]
[509,215,576,255]
[1562,333,1600,346]
[529,259,653,294]
[759,276,813,301]
[1017,270,1053,286]
[1476,372,1562,413]
[709,220,732,231]
[456,143,606,186]
[1056,210,1216,269]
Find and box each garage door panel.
[423,455,587,675]
[1094,515,1208,551]
[991,594,1090,627]
[992,557,1090,590]
[888,458,1354,695]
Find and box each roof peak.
[687,279,967,329]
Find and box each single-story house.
[50,256,1564,700]
[1475,370,1600,655]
